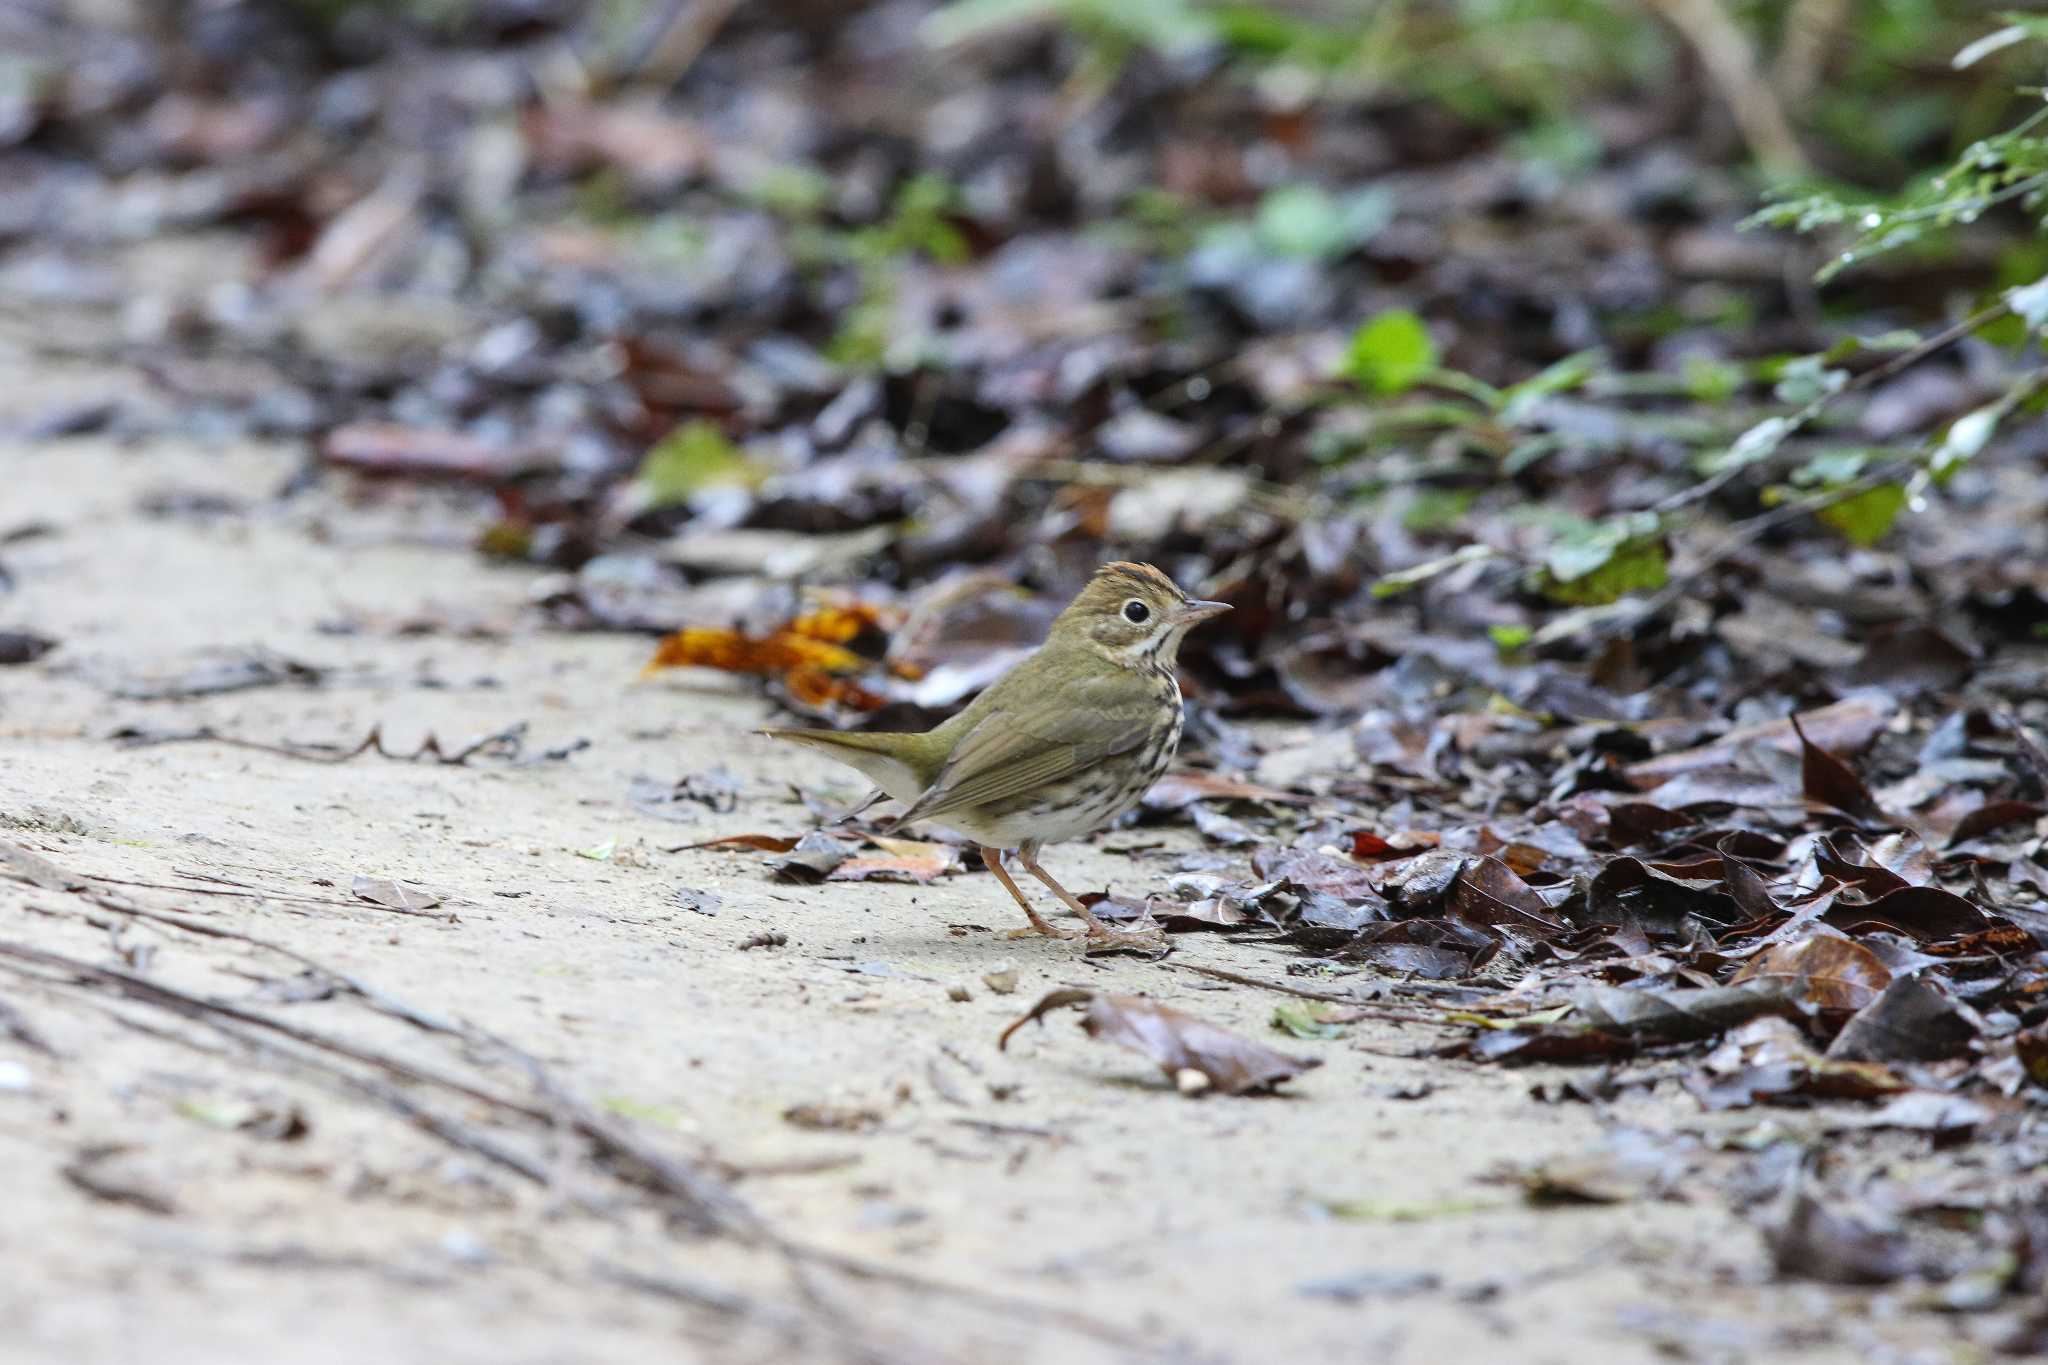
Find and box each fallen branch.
[107,721,587,766]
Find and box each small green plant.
[1750,17,2048,279]
[794,174,972,369]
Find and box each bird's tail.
[757,727,928,804]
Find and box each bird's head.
[1051,561,1230,669]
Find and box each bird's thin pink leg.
[981,846,1081,939]
[1016,846,1164,948]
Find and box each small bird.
[761,562,1230,946]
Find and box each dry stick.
[2,850,1150,1352]
[1640,0,1806,174]
[84,874,396,914]
[112,722,535,766]
[0,941,555,1128]
[1160,962,1454,1025]
[0,950,559,1189]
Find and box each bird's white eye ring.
[1122,599,1150,624]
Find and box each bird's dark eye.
[1122,599,1150,624]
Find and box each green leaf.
[1255,185,1395,260]
[1821,330,1921,364]
[1703,415,1794,474]
[1344,310,1438,396]
[1538,537,1668,607]
[1401,488,1473,533]
[1272,1001,1346,1040]
[1817,482,1908,546]
[2009,276,2048,331]
[1931,405,2002,482]
[1790,447,1871,487]
[1488,624,1533,654]
[1772,355,1848,406]
[1681,357,1744,402]
[636,422,764,506]
[1497,351,1599,424]
[1371,543,1496,598]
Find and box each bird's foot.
[1079,920,1168,954]
[1004,920,1086,941]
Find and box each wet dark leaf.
[1764,1181,1914,1286]
[0,631,57,665]
[1791,713,1888,823]
[769,831,857,883]
[1828,975,1982,1063]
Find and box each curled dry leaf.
[641,600,904,712]
[1791,713,1889,824]
[999,990,1320,1096]
[827,835,958,884]
[1729,933,1892,1014]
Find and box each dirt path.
[2,435,1917,1363]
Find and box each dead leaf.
[1730,934,1892,1013]
[1827,974,1982,1063]
[999,990,1321,1096]
[1763,1178,1913,1286]
[350,876,446,914]
[782,1103,882,1133]
[680,832,801,853]
[1568,981,1797,1042]
[1142,771,1307,811]
[0,631,56,665]
[769,832,856,883]
[110,649,326,701]
[642,600,900,712]
[1791,713,1888,823]
[321,422,548,481]
[828,837,957,884]
[1625,696,1894,790]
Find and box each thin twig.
[1,842,1154,1352]
[1160,962,1452,1025]
[108,722,578,766]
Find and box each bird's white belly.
[925,803,1105,849]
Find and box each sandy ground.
[1,422,1941,1363]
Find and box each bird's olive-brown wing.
[891,669,1162,829]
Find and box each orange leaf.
[642,626,867,678]
[784,667,887,711]
[788,602,892,646]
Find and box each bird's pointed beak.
[1174,598,1232,625]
